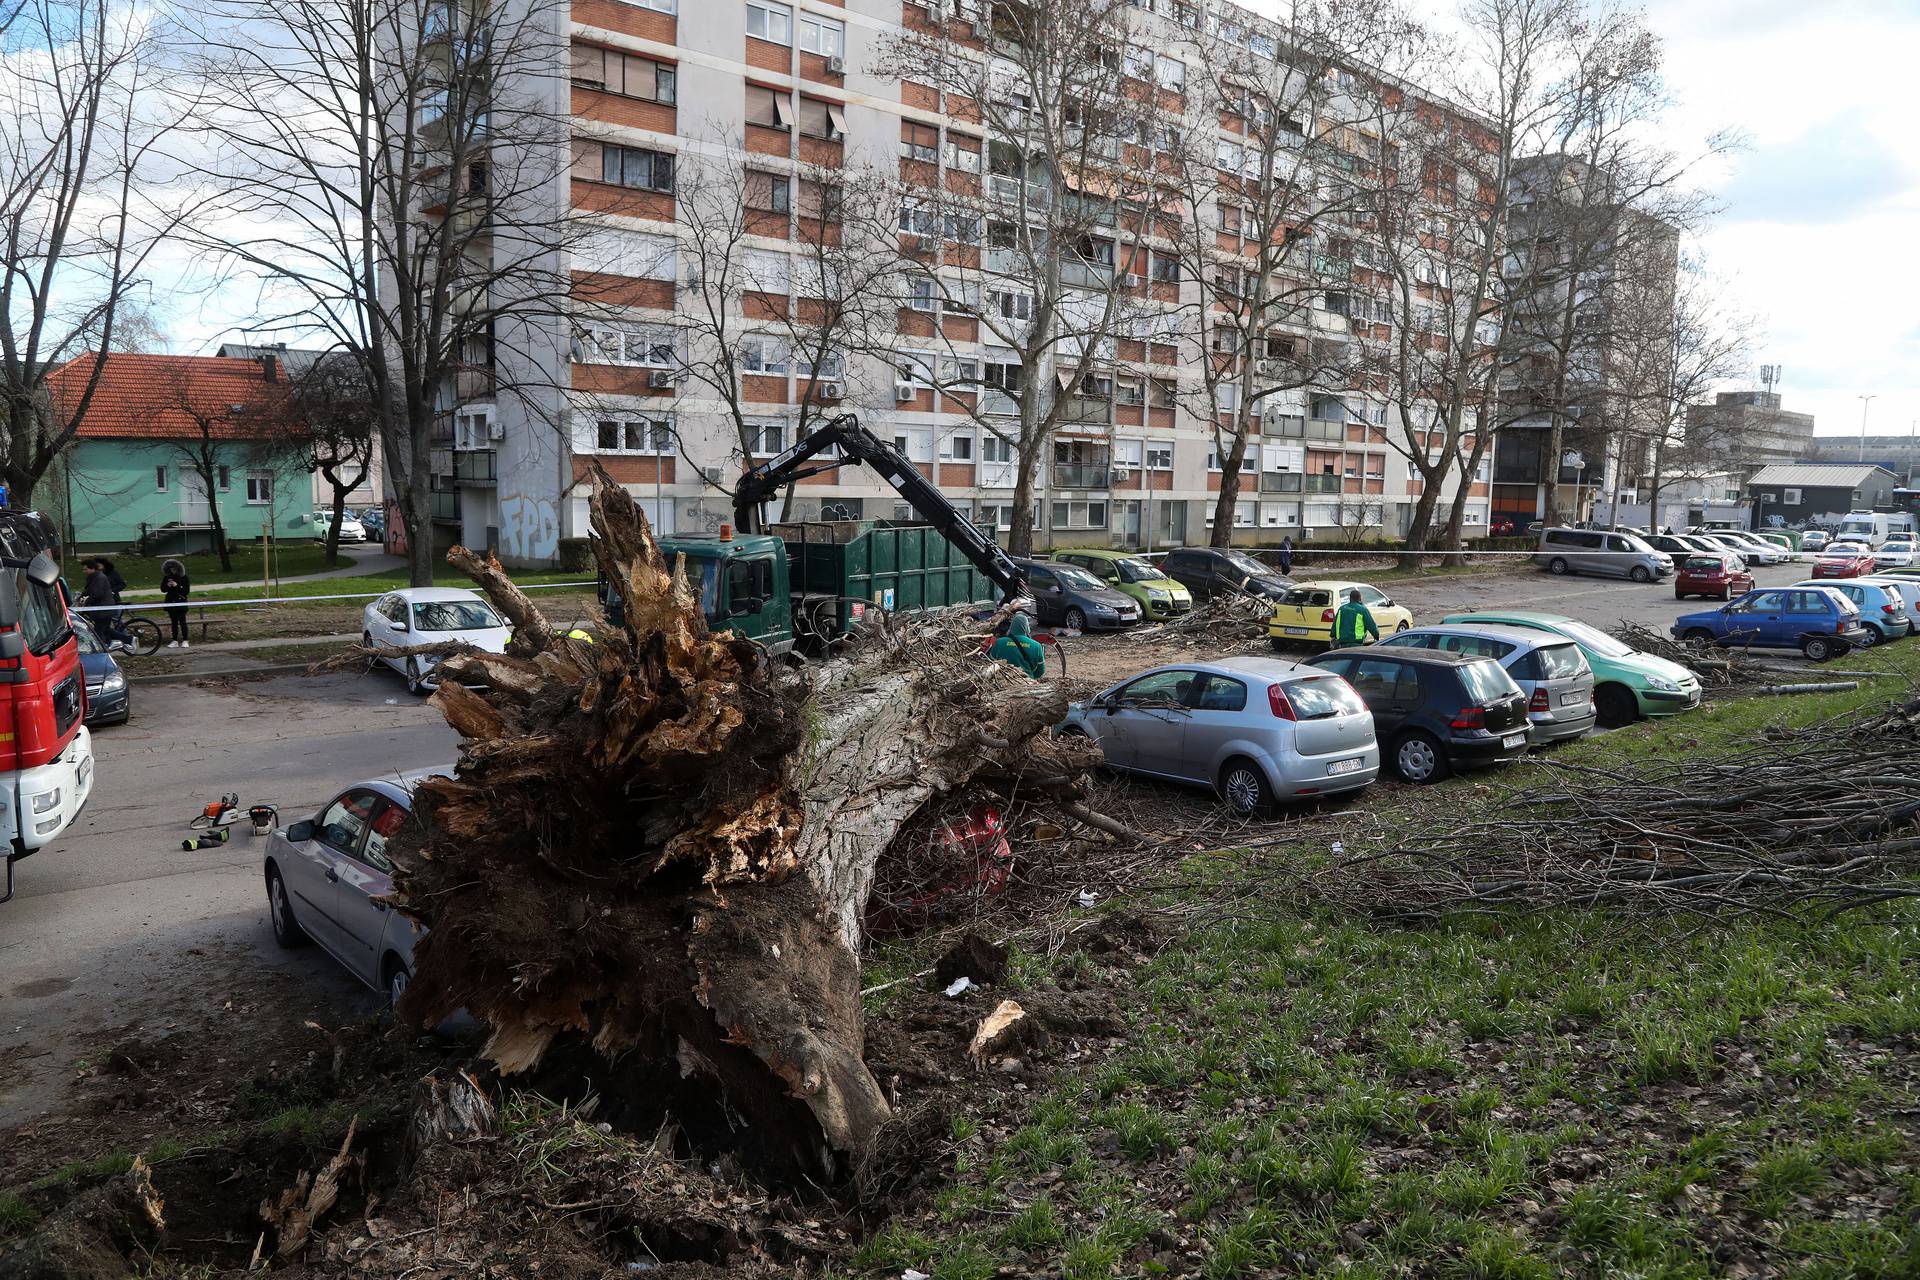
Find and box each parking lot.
[0,556,1814,1132]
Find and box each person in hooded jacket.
[161,558,192,648]
[988,610,1047,678]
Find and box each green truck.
[603,415,1026,651]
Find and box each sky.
[150,0,1920,447]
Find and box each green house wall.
[53,441,313,550]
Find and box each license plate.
[78,756,92,791]
[1560,690,1587,706]
[1502,733,1526,749]
[1283,626,1309,636]
[1326,757,1364,776]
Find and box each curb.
[132,663,319,684]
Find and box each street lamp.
[1858,394,1878,463]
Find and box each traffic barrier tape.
[68,580,597,613]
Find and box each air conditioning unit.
[648,369,675,389]
[895,382,916,401]
[1122,273,1142,287]
[817,379,844,399]
[824,54,845,74]
[487,417,504,440]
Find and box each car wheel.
[1681,628,1716,645]
[383,956,411,1008]
[1594,683,1639,729]
[1395,620,1410,632]
[267,867,307,948]
[1629,565,1652,583]
[1859,625,1883,648]
[1803,636,1835,662]
[1218,758,1273,816]
[405,657,428,696]
[1064,607,1088,631]
[1547,558,1569,575]
[1391,732,1448,785]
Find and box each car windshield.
[1546,618,1635,659]
[1535,643,1586,679]
[1219,550,1270,577]
[1283,676,1365,719]
[1111,557,1162,583]
[1458,659,1519,703]
[1683,555,1725,569]
[412,600,504,631]
[1051,564,1105,590]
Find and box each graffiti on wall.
[500,492,559,562]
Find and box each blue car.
[1672,587,1869,662]
[1787,578,1911,647]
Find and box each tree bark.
[391,466,1097,1180]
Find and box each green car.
[1050,549,1194,620]
[1440,609,1702,728]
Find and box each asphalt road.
[0,668,456,1128]
[0,557,1815,1129]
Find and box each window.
[243,470,272,504]
[749,420,788,456]
[906,276,938,311]
[798,96,844,139]
[602,144,674,191]
[748,169,791,212]
[1217,203,1242,234]
[594,416,676,454]
[939,429,973,461]
[1149,379,1175,409]
[316,790,377,856]
[796,349,844,379]
[746,85,790,129]
[1051,500,1108,529]
[981,433,1013,464]
[154,465,167,492]
[945,132,982,171]
[746,0,791,43]
[1145,442,1172,470]
[216,465,231,490]
[740,335,790,374]
[743,248,791,293]
[988,287,1033,322]
[583,324,676,366]
[894,350,935,388]
[1783,487,1802,505]
[571,44,676,103]
[901,122,939,162]
[1115,378,1143,406]
[1148,253,1179,283]
[798,12,844,55]
[1154,55,1185,89]
[620,0,675,11]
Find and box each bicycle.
[121,615,163,657]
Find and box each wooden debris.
[967,1000,1029,1060]
[261,1116,362,1259]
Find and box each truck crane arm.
[733,413,1028,603]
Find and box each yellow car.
[1267,580,1413,649]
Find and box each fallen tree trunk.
[389,467,1098,1181]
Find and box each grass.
[869,638,1920,1278]
[102,543,347,592]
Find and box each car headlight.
[31,788,61,814]
[1646,676,1681,693]
[101,671,126,693]
[1147,588,1168,599]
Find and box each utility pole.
[1858,394,1877,462]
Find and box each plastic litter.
[1331,840,1346,856]
[1076,888,1098,908]
[903,1271,931,1280]
[942,976,976,997]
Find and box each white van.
[1834,513,1911,548]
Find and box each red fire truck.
[0,510,94,903]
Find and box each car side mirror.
[0,632,23,660]
[286,819,314,843]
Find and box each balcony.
[1259,472,1303,493]
[986,174,1052,209]
[1057,394,1111,424]
[454,449,498,485]
[1304,417,1347,442]
[1302,474,1342,494]
[430,489,460,522]
[1061,259,1114,288]
[1052,464,1111,489]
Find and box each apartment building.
[434,0,1496,564]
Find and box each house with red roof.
[42,352,316,553]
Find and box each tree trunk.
[1399,481,1444,567]
[202,463,234,573]
[1210,427,1251,548]
[1009,423,1041,557]
[391,467,1098,1181]
[325,486,347,566]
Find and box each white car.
[310,511,367,543]
[1875,536,1917,568]
[363,587,510,693]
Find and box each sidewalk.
[118,546,405,600]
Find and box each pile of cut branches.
[1287,697,1920,919]
[1119,592,1272,645]
[386,467,1105,1182]
[1612,621,1775,688]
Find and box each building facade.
[1685,391,1815,476]
[1806,433,1920,485]
[1744,463,1899,529]
[433,0,1498,564]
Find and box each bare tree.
[1159,0,1418,544]
[187,0,581,584]
[261,356,377,565]
[870,0,1161,554]
[151,361,288,572]
[1,0,185,506]
[656,152,897,498]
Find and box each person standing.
[161,558,192,648]
[988,611,1047,678]
[1331,587,1379,647]
[1278,535,1294,576]
[78,559,125,650]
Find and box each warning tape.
[68,580,597,614]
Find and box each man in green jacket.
[988,611,1047,678]
[1332,588,1379,647]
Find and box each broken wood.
[261,1116,361,1259]
[388,466,1104,1180]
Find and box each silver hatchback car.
[1057,656,1379,814]
[263,767,448,1006]
[1379,623,1597,744]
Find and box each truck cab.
[655,532,794,651]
